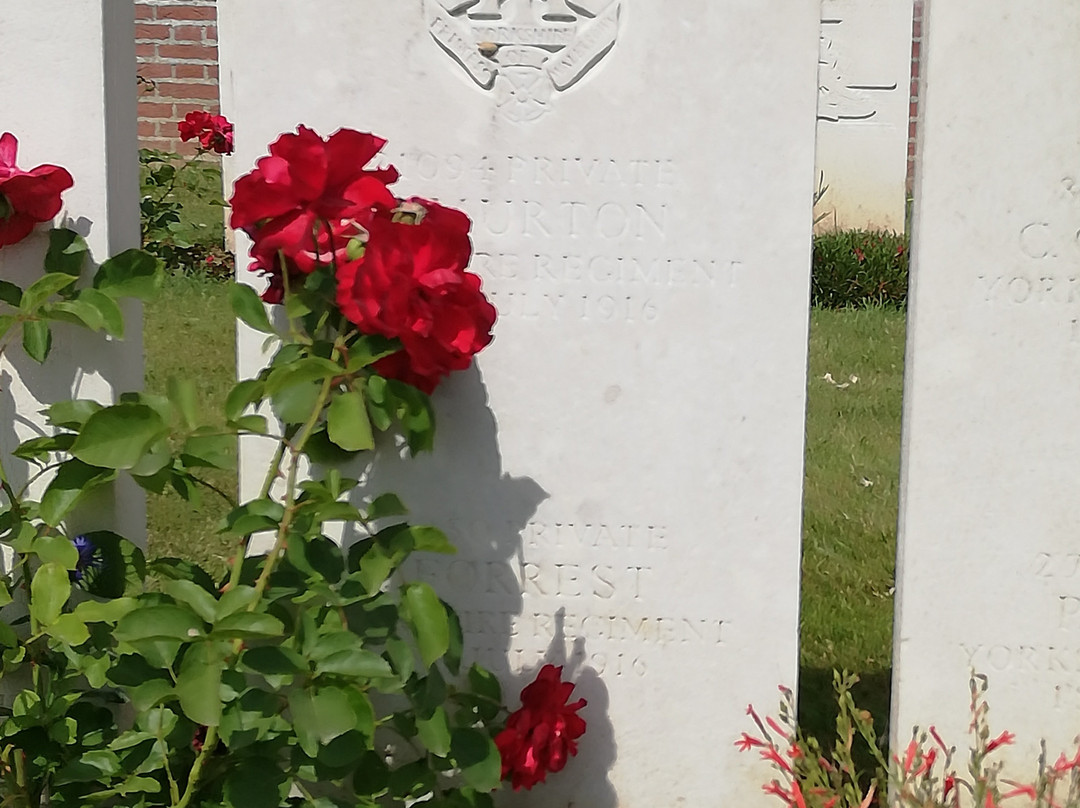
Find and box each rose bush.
[233,126,495,393]
[140,116,234,279]
[0,124,582,807]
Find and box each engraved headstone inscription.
[219,2,820,805]
[815,0,913,231]
[892,2,1080,776]
[0,1,144,542]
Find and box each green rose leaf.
[216,585,259,619]
[271,380,322,425]
[128,679,172,713]
[288,687,357,757]
[53,749,121,785]
[71,403,169,470]
[326,390,375,452]
[224,379,265,421]
[221,498,284,536]
[410,525,456,555]
[39,460,117,527]
[45,298,104,332]
[21,272,78,313]
[32,534,79,568]
[45,227,89,277]
[22,319,51,363]
[212,611,284,639]
[345,334,398,371]
[314,647,394,679]
[224,759,288,808]
[241,646,306,677]
[164,579,219,623]
[30,562,70,627]
[467,664,502,704]
[417,706,452,757]
[451,729,502,792]
[93,249,163,300]
[73,596,137,624]
[0,280,23,307]
[402,582,450,668]
[166,377,199,430]
[48,399,103,429]
[230,282,275,335]
[47,613,90,646]
[13,432,75,462]
[78,288,124,337]
[264,356,341,396]
[366,492,408,520]
[176,641,224,727]
[181,430,235,470]
[115,605,204,644]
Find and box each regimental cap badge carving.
[425,0,622,123]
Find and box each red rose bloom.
[494,665,587,791]
[0,132,73,248]
[248,217,362,301]
[230,127,397,278]
[177,110,234,155]
[335,198,496,393]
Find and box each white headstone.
[892,2,1080,776]
[0,1,144,542]
[220,2,819,805]
[815,0,913,232]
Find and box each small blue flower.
[70,534,103,585]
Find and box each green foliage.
[139,148,234,281]
[0,213,508,807]
[812,230,909,309]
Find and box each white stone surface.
[220,2,819,805]
[815,0,913,232]
[892,2,1080,776]
[0,1,143,542]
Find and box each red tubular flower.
[336,198,496,393]
[913,747,937,777]
[986,731,1015,753]
[901,738,919,774]
[929,725,950,753]
[0,133,73,247]
[762,780,790,801]
[177,111,234,155]
[761,746,794,775]
[767,716,793,742]
[494,665,586,791]
[735,732,764,752]
[790,780,808,808]
[1001,782,1037,801]
[231,126,396,247]
[943,774,956,799]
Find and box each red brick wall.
[135,0,219,156]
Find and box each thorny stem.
[16,462,63,501]
[249,365,337,605]
[225,439,286,590]
[172,726,216,808]
[188,474,238,508]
